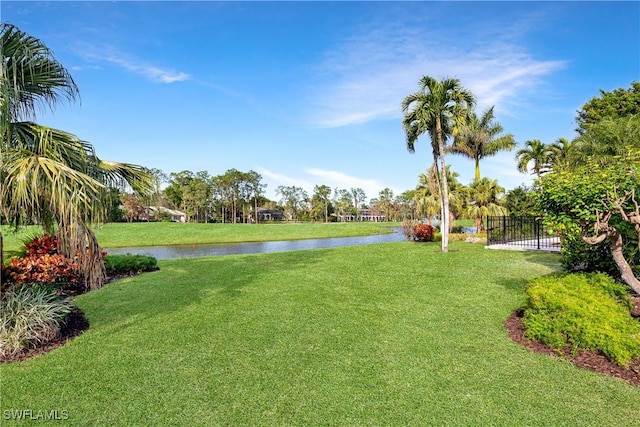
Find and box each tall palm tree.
[515,139,551,178]
[547,137,574,172]
[402,76,475,252]
[448,106,515,180]
[1,23,150,289]
[466,177,508,231]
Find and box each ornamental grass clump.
[523,272,640,366]
[0,286,71,359]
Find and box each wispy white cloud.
[258,166,399,201]
[257,167,316,195]
[304,167,391,198]
[76,45,189,84]
[307,17,566,128]
[103,54,189,83]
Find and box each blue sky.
[3,1,639,201]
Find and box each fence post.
[536,219,541,250]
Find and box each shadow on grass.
[78,248,330,331]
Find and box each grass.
[1,222,398,252]
[2,241,638,426]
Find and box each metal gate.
[486,216,560,251]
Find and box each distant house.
[336,208,385,222]
[146,206,186,223]
[257,208,286,221]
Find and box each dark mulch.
[1,306,90,364]
[505,296,640,387]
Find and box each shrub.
[105,254,158,276]
[413,223,435,242]
[2,253,83,295]
[523,272,640,366]
[401,219,415,241]
[0,286,72,359]
[22,234,60,257]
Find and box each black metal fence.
[486,216,561,251]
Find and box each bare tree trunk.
[608,231,640,295]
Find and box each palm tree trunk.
[437,125,450,252]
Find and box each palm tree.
[466,178,508,232]
[571,115,640,167]
[414,171,440,226]
[547,137,574,172]
[1,23,150,289]
[448,106,515,180]
[515,139,551,178]
[402,76,475,252]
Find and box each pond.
[105,228,407,260]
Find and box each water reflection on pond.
[105,229,406,260]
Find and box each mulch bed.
[505,296,640,387]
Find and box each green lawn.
[2,242,638,426]
[1,222,398,252]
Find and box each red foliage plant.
[1,234,84,295]
[413,223,435,242]
[23,234,60,257]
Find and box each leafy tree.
[145,168,168,220]
[350,188,367,210]
[402,76,475,252]
[537,162,640,294]
[448,106,515,180]
[504,185,536,217]
[465,178,508,231]
[515,139,552,178]
[183,171,211,223]
[246,170,266,223]
[0,23,150,289]
[397,190,416,221]
[276,186,308,222]
[576,81,640,133]
[105,187,125,222]
[164,170,193,213]
[312,184,332,223]
[122,193,146,223]
[376,188,395,221]
[333,188,356,220]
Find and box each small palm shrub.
[413,223,435,242]
[0,286,72,359]
[105,254,158,276]
[523,272,640,366]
